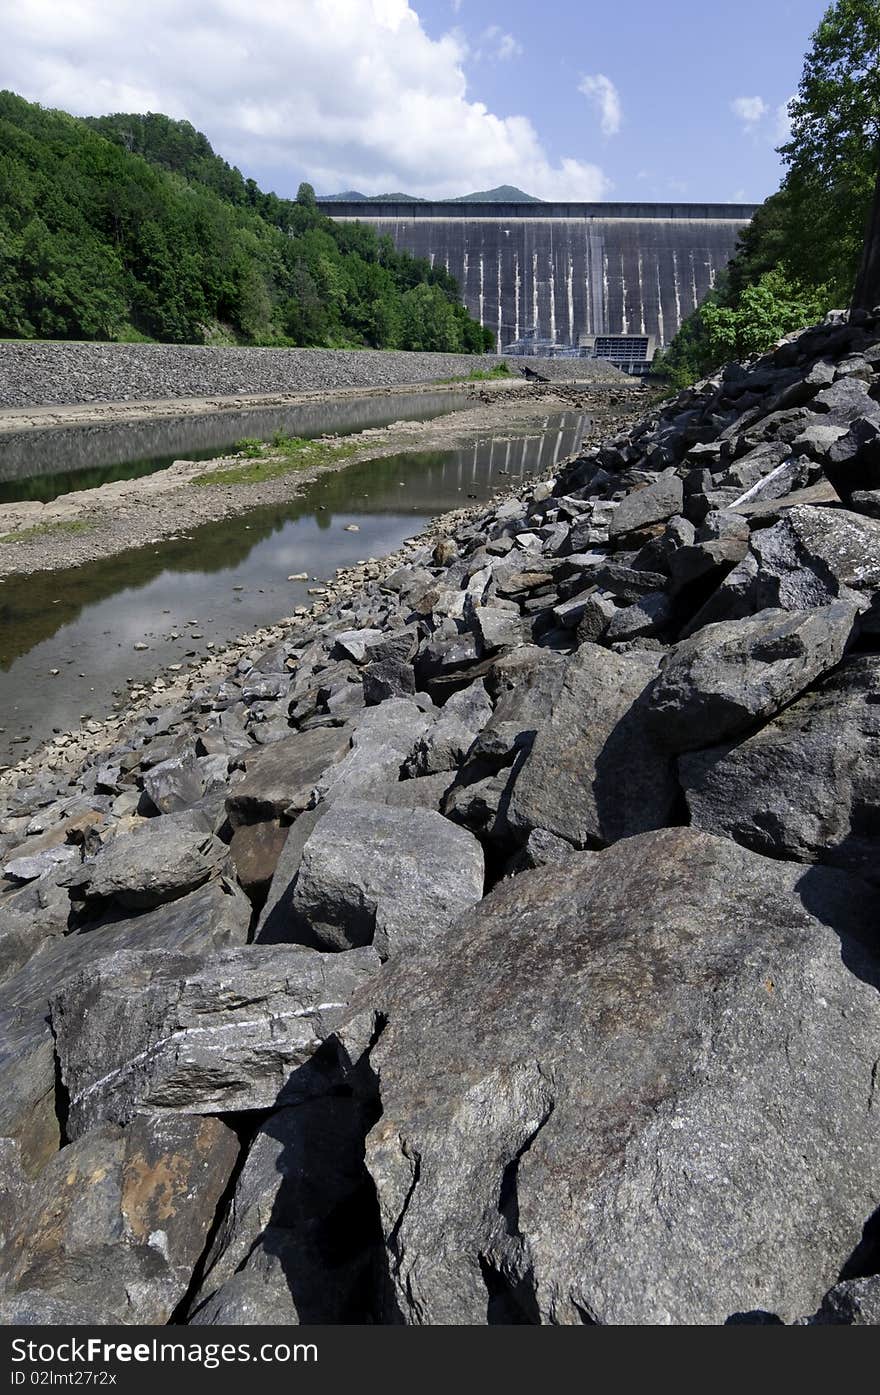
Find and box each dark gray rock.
[507,643,677,848]
[52,943,381,1132]
[592,564,668,604]
[605,590,672,641]
[470,604,525,652]
[362,658,415,703]
[228,819,288,904]
[824,415,880,498]
[190,1097,380,1324]
[0,877,250,1174]
[356,827,880,1325]
[608,470,684,538]
[648,601,859,751]
[226,726,350,824]
[373,773,453,812]
[0,1290,104,1324]
[574,591,617,643]
[750,505,880,611]
[291,799,484,958]
[0,875,71,985]
[405,682,492,776]
[0,1114,239,1324]
[67,814,230,911]
[315,699,432,804]
[811,375,875,419]
[253,809,326,946]
[807,1277,880,1325]
[680,655,880,875]
[141,752,206,814]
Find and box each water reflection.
[0,388,471,503]
[0,414,585,763]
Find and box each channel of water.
[0,388,473,503]
[0,412,586,766]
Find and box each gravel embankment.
[0,342,625,410]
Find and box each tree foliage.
[0,93,495,351]
[660,0,880,385]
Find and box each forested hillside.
[0,93,494,351]
[660,0,879,384]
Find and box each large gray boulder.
[53,943,381,1134]
[66,813,230,911]
[353,828,880,1325]
[405,682,493,776]
[681,655,880,874]
[226,726,350,825]
[506,643,678,848]
[314,699,432,805]
[648,600,859,751]
[608,470,684,538]
[750,505,880,610]
[292,800,485,958]
[0,1114,239,1324]
[0,877,250,1174]
[190,1096,380,1324]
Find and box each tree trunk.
[852,154,880,312]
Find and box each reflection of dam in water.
[0,412,585,761]
[320,201,756,351]
[343,413,587,513]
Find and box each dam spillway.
[318,201,757,353]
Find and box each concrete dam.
[319,200,757,363]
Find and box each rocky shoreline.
[0,380,635,579]
[0,342,622,412]
[3,307,880,1325]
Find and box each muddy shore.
[0,378,640,579]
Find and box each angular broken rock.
[608,469,684,538]
[0,878,250,1175]
[52,942,381,1134]
[314,699,432,805]
[507,643,677,848]
[0,1114,239,1324]
[680,654,880,874]
[354,827,880,1325]
[405,681,492,776]
[226,726,350,825]
[190,1096,380,1324]
[292,799,484,958]
[648,600,859,751]
[806,1276,880,1326]
[66,814,229,911]
[749,505,880,612]
[141,752,207,815]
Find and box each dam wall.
[319,201,757,352]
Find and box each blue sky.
[414,0,830,202]
[3,0,832,205]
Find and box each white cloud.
[578,73,622,137]
[731,95,770,129]
[493,31,524,62]
[471,27,524,64]
[451,0,462,10]
[1,0,607,200]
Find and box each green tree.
[0,91,491,353]
[780,0,880,300]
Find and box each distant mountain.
[321,190,427,202]
[455,186,541,202]
[321,185,541,203]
